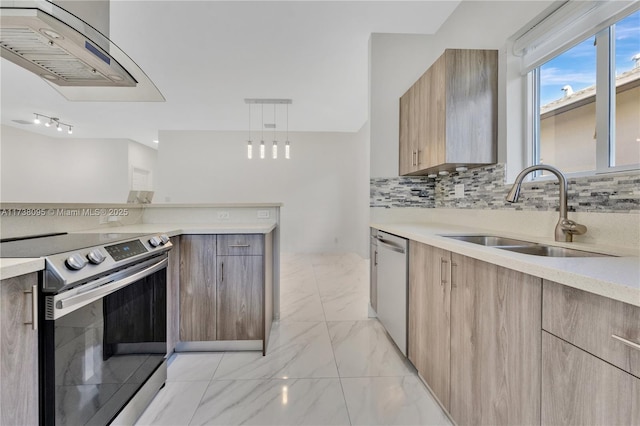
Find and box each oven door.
[40,256,167,426]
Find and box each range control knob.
[66,253,88,270]
[160,234,170,245]
[149,236,162,247]
[87,249,106,265]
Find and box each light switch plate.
[257,210,270,219]
[454,184,465,199]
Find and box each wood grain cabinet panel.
[450,255,541,426]
[179,235,217,341]
[542,331,640,425]
[0,273,39,426]
[217,234,264,256]
[408,240,451,410]
[399,49,497,176]
[216,255,264,341]
[542,280,640,377]
[167,236,180,353]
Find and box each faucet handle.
[561,219,587,236]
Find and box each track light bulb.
[68,126,73,135]
[45,120,52,127]
[33,114,40,125]
[56,123,62,131]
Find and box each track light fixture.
[33,113,74,135]
[244,99,292,160]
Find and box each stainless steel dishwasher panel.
[375,231,408,356]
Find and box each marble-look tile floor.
[136,253,452,426]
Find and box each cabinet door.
[217,255,264,341]
[542,331,640,425]
[449,255,541,425]
[0,273,39,426]
[425,53,446,169]
[399,89,414,175]
[180,235,217,341]
[408,241,450,409]
[167,237,180,353]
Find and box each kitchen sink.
[444,235,535,247]
[497,245,611,258]
[442,235,614,257]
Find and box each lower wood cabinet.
[408,241,451,409]
[179,234,217,341]
[178,232,273,353]
[167,235,180,353]
[449,254,541,426]
[408,242,541,426]
[0,273,39,426]
[542,331,640,425]
[216,255,263,340]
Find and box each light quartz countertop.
[0,222,276,281]
[372,222,640,307]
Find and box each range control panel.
[105,239,148,261]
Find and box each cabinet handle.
[221,262,224,283]
[412,151,417,166]
[612,334,640,351]
[440,258,449,286]
[417,150,421,166]
[24,284,37,331]
[229,244,250,248]
[374,250,378,266]
[451,262,457,288]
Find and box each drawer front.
[217,234,264,256]
[542,280,640,377]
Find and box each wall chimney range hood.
[0,0,164,102]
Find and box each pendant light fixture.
[244,99,292,160]
[272,104,278,159]
[247,101,253,159]
[260,104,265,159]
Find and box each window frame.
[527,10,640,181]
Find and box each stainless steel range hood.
[0,0,164,101]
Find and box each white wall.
[128,141,158,190]
[368,1,556,179]
[0,125,130,203]
[156,129,369,257]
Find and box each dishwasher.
[373,230,408,356]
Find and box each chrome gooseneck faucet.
[506,165,587,242]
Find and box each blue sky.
[540,10,640,106]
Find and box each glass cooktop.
[0,232,147,258]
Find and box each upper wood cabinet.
[399,49,498,176]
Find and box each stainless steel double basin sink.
[443,235,613,258]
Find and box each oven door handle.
[52,257,168,319]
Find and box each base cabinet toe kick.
[372,230,640,426]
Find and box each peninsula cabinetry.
[0,272,38,426]
[408,242,541,425]
[541,280,640,425]
[178,232,273,354]
[399,49,498,176]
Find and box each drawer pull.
[229,244,250,248]
[612,334,640,351]
[24,284,37,331]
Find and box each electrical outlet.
[454,184,465,199]
[257,210,270,219]
[217,211,230,219]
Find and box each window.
[528,7,640,176]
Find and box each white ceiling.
[1,1,460,148]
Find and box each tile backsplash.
[371,164,640,213]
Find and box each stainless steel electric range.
[0,232,172,425]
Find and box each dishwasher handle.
[376,236,406,254]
